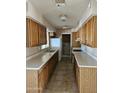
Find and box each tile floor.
[43,57,79,93]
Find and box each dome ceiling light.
[55,0,66,7]
[59,14,68,22]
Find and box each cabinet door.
[48,59,53,77]
[42,27,47,45]
[30,20,39,46]
[43,64,48,87]
[85,21,90,46]
[74,58,80,93]
[72,32,81,47]
[38,64,48,92]
[38,25,43,44]
[26,18,30,47]
[76,63,80,90]
[88,19,92,47]
[80,25,86,44]
[76,30,80,39]
[83,25,86,44]
[85,16,97,47]
[26,19,39,47]
[79,28,82,43]
[38,70,45,93]
[92,16,97,47]
[80,68,97,93]
[26,18,47,47]
[89,16,97,48]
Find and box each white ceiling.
[30,0,90,29]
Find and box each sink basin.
[49,50,55,52]
[47,49,56,53]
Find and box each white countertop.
[26,49,59,70]
[73,52,97,68]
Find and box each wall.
[26,0,54,57]
[55,29,71,37]
[81,44,97,60]
[76,0,97,60]
[26,0,42,57]
[26,0,55,30]
[75,0,97,30]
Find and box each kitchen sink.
[47,49,56,53]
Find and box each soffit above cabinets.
[29,0,90,30]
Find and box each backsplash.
[26,46,41,57]
[81,44,97,60]
[26,47,49,61]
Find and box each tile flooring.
[43,57,78,93]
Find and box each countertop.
[73,52,97,68]
[26,49,59,70]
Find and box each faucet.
[48,47,51,52]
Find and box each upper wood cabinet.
[38,25,47,45]
[26,18,47,47]
[85,19,92,46]
[72,31,81,48]
[85,16,97,48]
[26,18,39,47]
[79,16,97,48]
[42,26,47,45]
[79,25,86,44]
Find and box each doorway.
[62,34,71,57]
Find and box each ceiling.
[30,0,90,30]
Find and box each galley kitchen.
[26,0,97,93]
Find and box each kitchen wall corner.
[81,44,97,60]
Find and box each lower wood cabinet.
[26,51,58,93]
[38,63,49,93]
[74,58,97,93]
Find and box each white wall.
[26,0,55,31]
[26,0,41,57]
[76,0,97,30]
[75,0,97,60]
[81,44,97,60]
[26,47,41,57]
[26,0,55,57]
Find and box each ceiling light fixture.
[55,0,66,7]
[59,15,67,22]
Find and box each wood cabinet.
[26,18,47,47]
[79,25,86,44]
[76,16,97,48]
[85,19,91,46]
[26,18,39,47]
[75,61,80,90]
[72,31,81,48]
[26,51,58,93]
[42,26,47,45]
[38,25,47,45]
[74,57,97,93]
[85,16,97,47]
[38,64,48,93]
